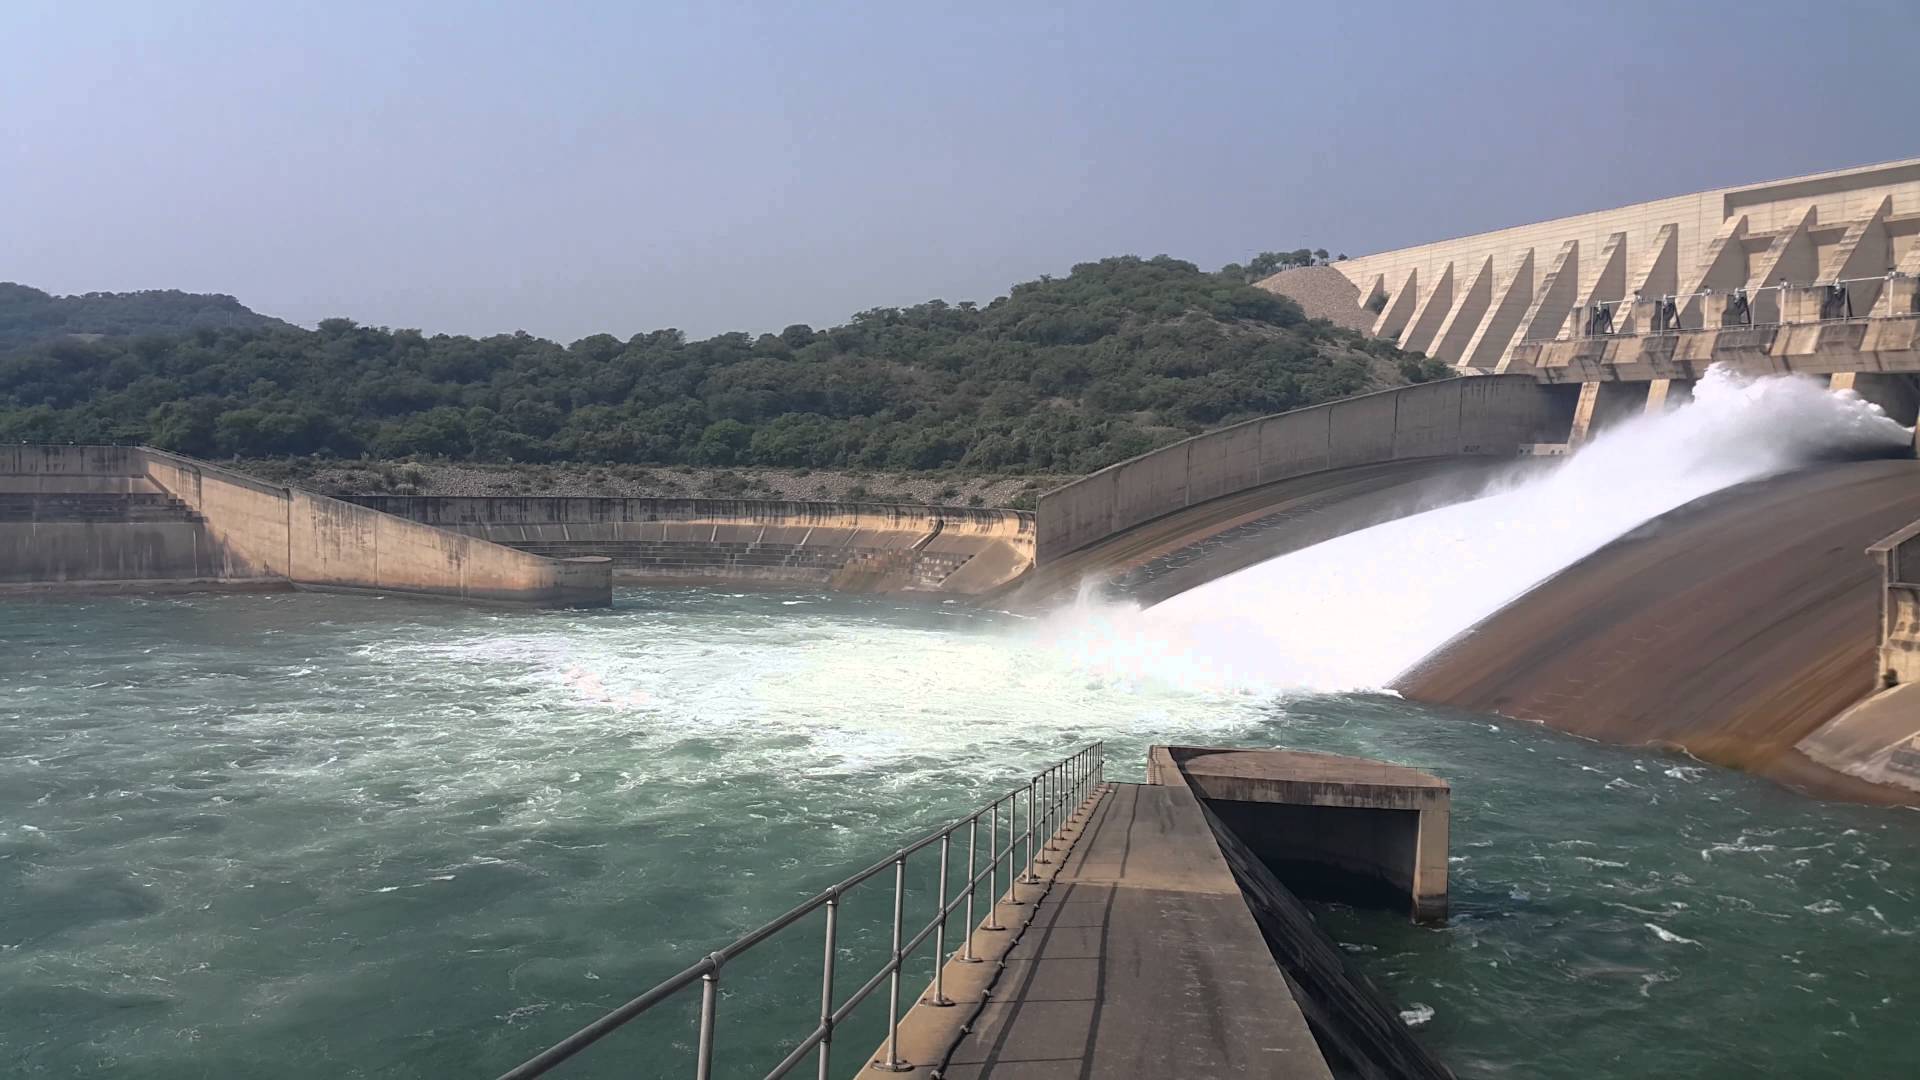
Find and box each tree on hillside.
[0,256,1449,473]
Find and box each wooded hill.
[0,256,1445,474]
[0,283,293,351]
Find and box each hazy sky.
[3,0,1913,342]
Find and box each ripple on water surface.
[1,589,1917,1078]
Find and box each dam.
[11,163,1920,1077]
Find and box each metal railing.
[495,742,1107,1080]
[1565,272,1917,338]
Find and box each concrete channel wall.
[0,446,227,585]
[0,446,608,605]
[1035,375,1557,563]
[140,450,610,606]
[346,496,1036,595]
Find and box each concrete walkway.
[879,782,1332,1079]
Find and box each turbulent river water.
[6,372,1920,1078]
[4,588,1919,1078]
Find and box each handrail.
[1568,272,1917,333]
[494,742,1107,1080]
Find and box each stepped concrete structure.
[1261,157,1920,444]
[1285,158,1920,370]
[0,446,610,606]
[344,495,1034,596]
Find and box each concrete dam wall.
[1036,374,1560,563]
[1293,156,1920,372]
[1398,458,1920,806]
[1004,376,1567,606]
[0,446,610,607]
[0,445,231,586]
[343,496,1035,595]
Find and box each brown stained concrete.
[994,457,1523,610]
[875,783,1333,1080]
[1398,458,1920,806]
[1798,683,1920,793]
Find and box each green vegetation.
[0,256,1446,474]
[1215,248,1342,284]
[0,283,292,351]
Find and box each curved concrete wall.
[1035,375,1557,563]
[1398,459,1920,806]
[345,496,1036,595]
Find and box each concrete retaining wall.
[0,522,222,583]
[345,496,1036,595]
[0,444,142,478]
[139,451,610,606]
[1035,376,1555,562]
[0,446,224,585]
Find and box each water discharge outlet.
[1044,366,1913,695]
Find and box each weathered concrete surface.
[0,446,242,586]
[999,457,1533,610]
[1870,516,1920,684]
[346,496,1032,595]
[150,453,612,607]
[897,782,1335,1079]
[1195,802,1452,1080]
[1293,157,1920,373]
[1794,515,1920,791]
[0,522,222,584]
[1398,459,1920,805]
[1156,746,1449,922]
[1034,377,1559,565]
[0,447,610,606]
[1798,683,1920,794]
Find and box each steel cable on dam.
[1396,458,1920,804]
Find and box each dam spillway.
[1398,458,1920,801]
[6,588,1920,1076]
[11,356,1920,1072]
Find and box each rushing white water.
[1046,367,1912,695]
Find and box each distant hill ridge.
[0,282,294,350]
[0,256,1446,475]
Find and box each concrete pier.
[1155,745,1450,922]
[875,748,1451,1078]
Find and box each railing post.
[1021,780,1039,882]
[1046,767,1060,859]
[962,816,980,960]
[816,898,838,1080]
[878,855,910,1071]
[696,965,719,1080]
[929,832,953,1005]
[987,797,1008,921]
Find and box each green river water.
[3,588,1918,1078]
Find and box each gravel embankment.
[1257,265,1374,332]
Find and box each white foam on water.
[1039,367,1911,694]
